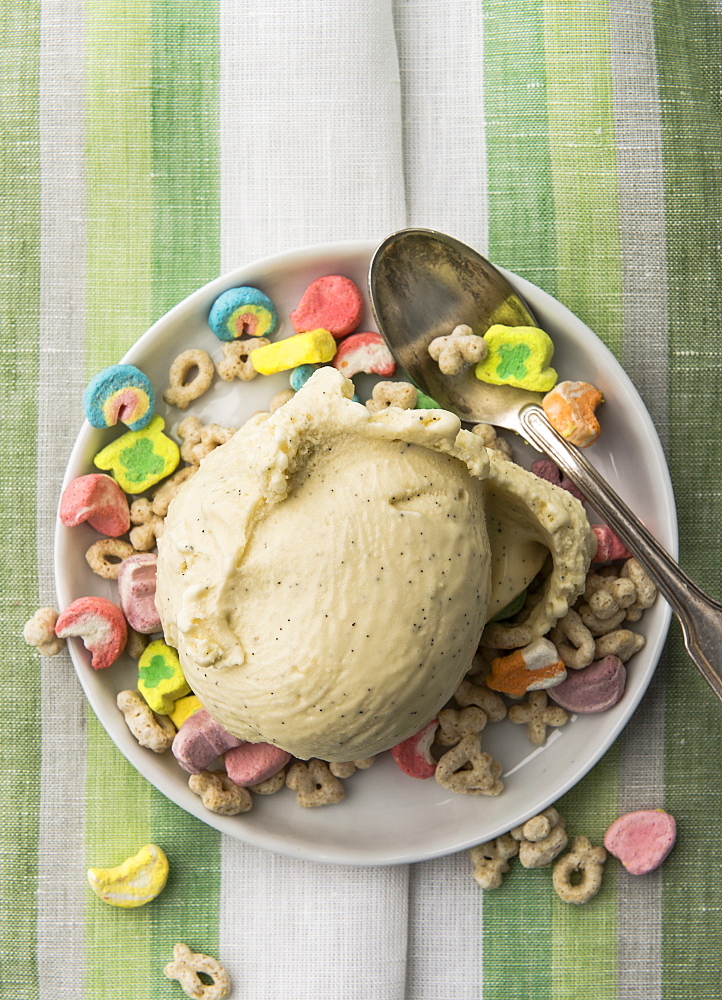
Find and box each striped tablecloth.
[3,2,721,997]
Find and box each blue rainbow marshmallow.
[289,363,321,391]
[84,364,155,431]
[208,286,278,342]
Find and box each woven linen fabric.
[2,1,721,998]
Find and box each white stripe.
[406,853,482,1000]
[218,5,409,997]
[392,0,489,252]
[393,5,487,996]
[610,4,668,997]
[220,841,409,1000]
[36,2,88,996]
[219,0,406,268]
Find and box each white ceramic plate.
[55,239,677,866]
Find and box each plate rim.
[54,238,677,866]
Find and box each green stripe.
[484,3,623,995]
[84,4,220,996]
[85,3,153,376]
[544,1,623,359]
[653,2,722,997]
[543,5,620,994]
[85,9,153,993]
[482,3,556,995]
[0,4,41,997]
[484,0,557,296]
[148,5,221,995]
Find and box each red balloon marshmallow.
[290,275,364,339]
[59,473,130,537]
[55,596,127,669]
[604,809,677,875]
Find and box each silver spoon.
[368,227,722,702]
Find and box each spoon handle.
[519,404,722,702]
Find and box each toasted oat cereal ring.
[552,835,606,904]
[117,552,160,633]
[163,349,215,410]
[23,607,65,657]
[603,808,676,875]
[365,380,417,413]
[83,363,155,431]
[251,328,337,375]
[128,497,163,551]
[224,741,292,787]
[116,689,176,753]
[189,770,252,816]
[286,759,345,807]
[55,596,127,669]
[164,942,231,1000]
[216,336,270,381]
[93,415,180,494]
[331,331,396,378]
[209,285,278,341]
[150,465,197,516]
[85,538,136,580]
[428,324,487,375]
[476,325,557,392]
[59,473,131,537]
[172,708,243,774]
[290,274,363,338]
[542,380,604,447]
[390,718,439,779]
[435,734,503,796]
[137,639,190,714]
[507,690,568,745]
[548,654,626,713]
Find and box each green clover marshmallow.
[137,639,190,714]
[93,414,180,494]
[475,324,558,392]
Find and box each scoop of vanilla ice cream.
[155,367,493,761]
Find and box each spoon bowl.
[368,228,543,426]
[369,227,722,704]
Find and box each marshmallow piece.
[93,414,180,494]
[172,708,244,774]
[87,843,169,908]
[604,809,676,875]
[55,596,127,669]
[117,552,160,634]
[548,654,626,713]
[169,693,203,729]
[530,458,586,503]
[289,362,321,391]
[83,363,155,432]
[59,473,131,537]
[487,637,567,698]
[592,524,631,562]
[250,328,337,375]
[542,380,604,447]
[331,331,396,378]
[137,639,190,714]
[224,742,292,787]
[390,718,439,779]
[208,285,278,341]
[290,274,363,338]
[476,324,557,391]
